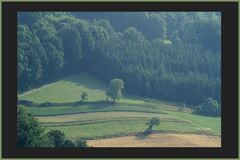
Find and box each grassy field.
[37,111,172,123]
[38,109,220,139]
[44,120,197,140]
[19,73,221,144]
[23,104,165,116]
[166,111,221,135]
[19,72,145,105]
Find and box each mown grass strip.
[45,120,199,139]
[36,111,170,123]
[40,117,191,127]
[165,110,221,135]
[24,104,166,116]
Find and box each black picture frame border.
[2,1,238,158]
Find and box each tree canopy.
[17,106,50,147]
[106,78,124,102]
[145,117,160,133]
[195,97,221,116]
[18,12,221,106]
[17,106,88,147]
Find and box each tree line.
[18,12,221,106]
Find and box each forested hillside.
[17,12,221,105]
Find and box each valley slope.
[19,72,221,147]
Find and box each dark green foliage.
[76,139,88,147]
[18,99,34,106]
[17,25,44,91]
[17,107,88,148]
[32,20,64,76]
[18,12,43,27]
[18,12,221,106]
[62,140,76,147]
[47,129,88,148]
[81,91,88,102]
[145,117,160,133]
[17,106,51,147]
[58,26,82,71]
[40,101,52,107]
[195,97,221,116]
[106,78,124,102]
[73,12,167,40]
[47,130,65,147]
[179,13,220,52]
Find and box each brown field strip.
[87,133,221,147]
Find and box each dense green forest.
[17,12,221,106]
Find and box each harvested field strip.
[87,133,221,147]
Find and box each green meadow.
[19,73,221,140]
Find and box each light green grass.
[23,103,165,116]
[19,72,221,140]
[165,111,221,135]
[19,72,145,105]
[37,111,171,123]
[41,110,220,139]
[19,73,107,103]
[40,117,189,128]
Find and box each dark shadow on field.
[31,100,115,108]
[87,102,116,109]
[66,100,116,109]
[63,73,107,90]
[134,131,151,140]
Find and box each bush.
[76,139,88,147]
[39,101,52,107]
[47,130,65,147]
[81,92,88,102]
[62,140,76,147]
[195,97,221,116]
[18,99,34,106]
[145,117,160,133]
[196,128,214,135]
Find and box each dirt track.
[87,133,221,147]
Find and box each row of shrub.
[18,99,35,106]
[47,130,88,148]
[18,99,110,107]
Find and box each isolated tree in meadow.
[81,91,88,102]
[106,78,124,103]
[145,117,160,133]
